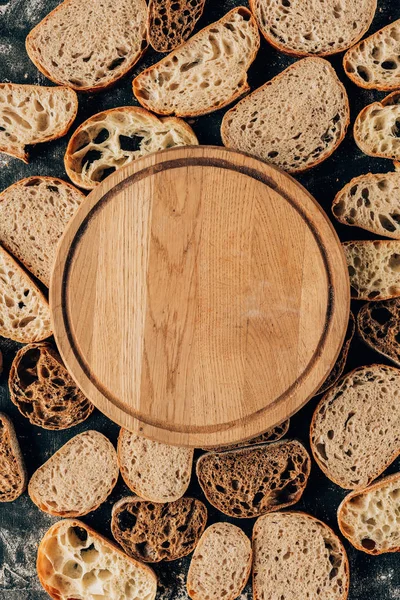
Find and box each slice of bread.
[311,364,400,489]
[118,429,193,503]
[253,512,349,600]
[221,57,349,173]
[358,298,400,367]
[344,19,400,90]
[343,240,400,300]
[196,440,311,518]
[187,522,252,600]
[0,176,84,285]
[64,106,198,190]
[133,7,260,117]
[9,342,93,430]
[317,311,355,395]
[0,245,51,343]
[28,431,118,516]
[0,83,77,162]
[0,412,27,502]
[203,419,290,452]
[37,519,157,600]
[250,0,376,57]
[26,0,148,92]
[111,496,207,562]
[354,91,400,161]
[148,0,206,53]
[338,472,400,554]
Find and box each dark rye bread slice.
[0,413,27,502]
[148,0,206,53]
[317,312,355,395]
[357,298,400,367]
[203,420,289,452]
[111,496,207,562]
[196,440,311,518]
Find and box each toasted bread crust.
[357,298,400,367]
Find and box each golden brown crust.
[0,412,27,502]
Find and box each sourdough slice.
[358,298,400,367]
[28,431,118,516]
[354,91,400,161]
[133,7,260,117]
[26,0,148,92]
[0,84,77,162]
[311,365,400,489]
[0,413,27,502]
[64,106,198,190]
[343,240,400,300]
[221,57,349,173]
[196,440,310,518]
[250,0,376,56]
[37,519,157,600]
[317,312,355,395]
[9,343,93,430]
[0,245,51,343]
[0,176,84,285]
[148,0,206,53]
[204,419,290,452]
[338,473,400,554]
[187,522,252,600]
[111,496,207,562]
[253,512,349,600]
[118,429,193,502]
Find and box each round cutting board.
[51,146,349,447]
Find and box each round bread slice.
[354,91,400,161]
[0,413,27,502]
[357,298,400,368]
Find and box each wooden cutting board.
[51,146,349,447]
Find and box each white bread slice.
[0,412,27,502]
[250,0,376,57]
[37,519,157,600]
[0,84,77,162]
[311,364,400,490]
[133,7,260,117]
[0,176,84,286]
[148,0,206,53]
[221,57,349,173]
[26,0,148,92]
[187,522,252,600]
[253,512,349,600]
[28,431,119,517]
[0,245,51,343]
[354,91,400,161]
[118,429,193,502]
[64,106,198,190]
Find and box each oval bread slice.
[148,0,206,53]
[357,298,400,367]
[0,412,27,502]
[354,91,400,161]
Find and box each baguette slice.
[354,91,400,161]
[64,106,198,190]
[343,240,400,300]
[28,431,118,516]
[0,413,27,502]
[196,440,311,518]
[148,0,206,53]
[203,419,289,452]
[0,83,77,162]
[317,311,355,395]
[0,176,84,285]
[338,473,400,554]
[221,57,349,173]
[133,7,260,117]
[311,364,400,489]
[358,298,400,367]
[112,496,207,562]
[0,245,51,343]
[187,522,252,600]
[26,0,148,92]
[253,512,349,600]
[37,519,157,600]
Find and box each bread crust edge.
[0,412,27,502]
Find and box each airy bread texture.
[357,298,400,367]
[26,0,148,92]
[148,0,206,52]
[64,106,198,190]
[311,365,400,489]
[187,522,252,600]
[221,57,349,173]
[0,412,27,502]
[0,245,51,343]
[37,519,157,600]
[133,7,260,117]
[118,430,193,502]
[0,176,84,285]
[250,0,376,56]
[28,431,119,516]
[0,83,77,162]
[317,312,355,395]
[252,512,349,600]
[204,419,290,452]
[354,91,400,161]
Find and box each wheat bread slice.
[148,0,206,53]
[358,298,400,367]
[202,419,290,452]
[317,312,355,395]
[354,91,400,161]
[28,430,118,516]
[221,57,349,173]
[0,83,77,162]
[37,519,157,600]
[133,7,260,117]
[253,512,349,600]
[187,522,252,600]
[64,106,198,190]
[0,412,27,502]
[112,496,207,562]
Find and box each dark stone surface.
[1,1,400,598]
